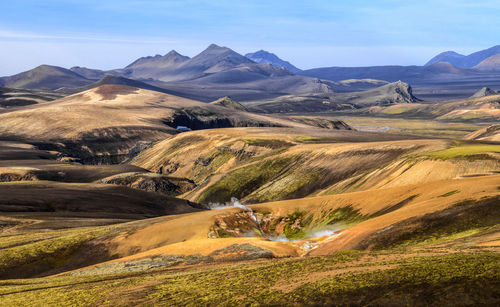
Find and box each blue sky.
[1,0,499,75]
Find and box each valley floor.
[0,119,498,306]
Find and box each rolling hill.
[0,87,64,109]
[132,127,499,205]
[346,93,500,122]
[0,108,498,305]
[0,84,346,163]
[465,124,500,142]
[242,80,420,113]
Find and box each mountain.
[0,65,93,90]
[425,45,500,68]
[470,87,498,98]
[299,62,474,83]
[70,66,107,80]
[424,51,466,67]
[126,50,190,69]
[117,50,191,80]
[473,54,500,71]
[167,44,255,81]
[115,44,255,82]
[245,50,301,73]
[185,44,255,73]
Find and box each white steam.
[209,198,260,224]
[309,229,337,238]
[208,198,341,242]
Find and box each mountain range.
[1,44,500,101]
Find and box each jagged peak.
[206,43,226,50]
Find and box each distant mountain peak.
[0,64,91,90]
[245,50,301,73]
[440,51,464,56]
[189,44,254,72]
[198,44,236,56]
[425,51,466,66]
[426,45,500,68]
[164,50,183,57]
[206,43,225,50]
[125,50,189,69]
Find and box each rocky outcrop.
[470,87,498,98]
[209,96,248,111]
[98,172,196,196]
[385,81,420,104]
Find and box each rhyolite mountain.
[3,44,500,101]
[473,54,500,71]
[245,50,301,73]
[425,45,500,68]
[114,50,191,81]
[0,65,93,90]
[125,44,255,82]
[70,66,107,80]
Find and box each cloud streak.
[0,30,185,44]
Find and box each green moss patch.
[242,139,293,149]
[246,170,321,203]
[423,144,500,160]
[197,156,294,204]
[439,190,460,197]
[358,196,500,249]
[294,136,341,144]
[0,227,110,278]
[189,149,235,183]
[0,250,497,306]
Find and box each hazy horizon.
[1,0,499,75]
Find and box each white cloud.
[0,29,184,44]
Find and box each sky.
[1,0,499,75]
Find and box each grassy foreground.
[0,250,498,306]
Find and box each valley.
[0,42,499,306]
